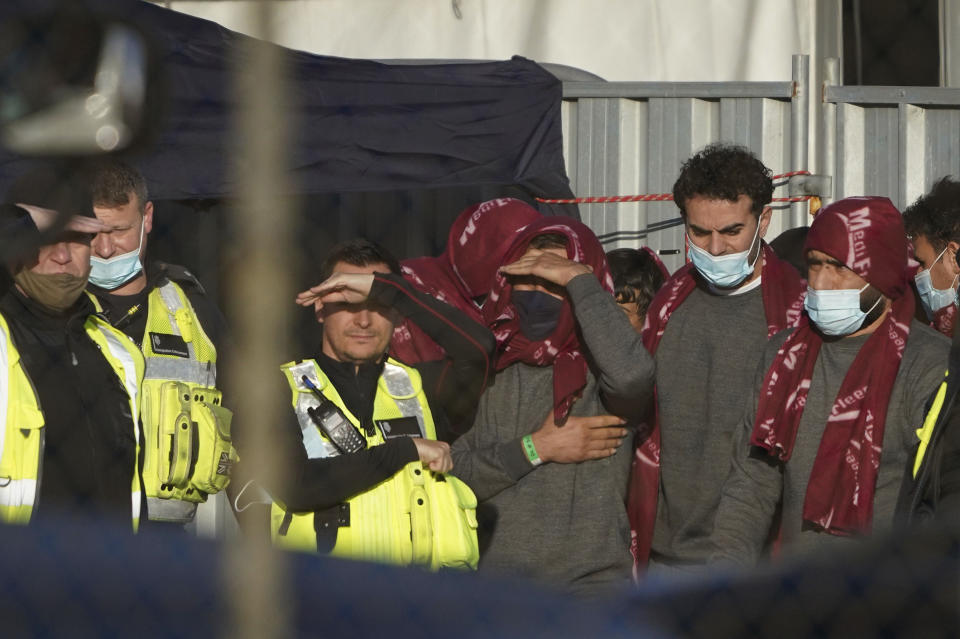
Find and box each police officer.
[0,167,144,527]
[270,239,494,568]
[85,161,236,530]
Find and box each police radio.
[300,375,367,454]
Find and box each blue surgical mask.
[804,283,881,336]
[89,222,144,290]
[512,289,564,341]
[914,246,958,319]
[686,221,761,288]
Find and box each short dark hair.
[903,176,960,252]
[606,248,666,317]
[318,238,401,282]
[90,160,149,211]
[528,233,568,251]
[672,143,773,216]
[769,226,810,279]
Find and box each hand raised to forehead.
[295,272,375,313]
[499,249,592,288]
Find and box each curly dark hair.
[672,143,773,216]
[902,176,960,252]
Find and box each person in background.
[606,247,668,333]
[86,160,236,531]
[769,225,810,280]
[451,217,654,596]
[902,177,960,338]
[629,143,806,575]
[712,197,948,565]
[898,177,960,527]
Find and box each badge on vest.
[375,416,422,440]
[150,333,190,358]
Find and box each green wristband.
[522,434,543,466]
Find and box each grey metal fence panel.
[561,84,797,274]
[826,87,960,211]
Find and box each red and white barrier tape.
[536,171,813,205]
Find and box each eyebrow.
[806,255,846,268]
[688,222,745,235]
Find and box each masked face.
[683,195,770,289]
[511,289,564,340]
[13,232,93,312]
[508,245,568,341]
[912,235,959,318]
[90,196,152,292]
[805,249,885,336]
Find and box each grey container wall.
[826,86,960,211]
[560,82,799,274]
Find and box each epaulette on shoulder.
[156,261,207,295]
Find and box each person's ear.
[142,201,154,235]
[948,241,960,275]
[758,206,773,238]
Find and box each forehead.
[521,245,567,259]
[330,260,391,276]
[806,249,841,264]
[93,197,141,225]
[684,195,755,227]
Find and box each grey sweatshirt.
[451,274,655,596]
[712,320,949,565]
[651,282,770,565]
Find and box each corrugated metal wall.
[827,86,960,211]
[559,60,960,275]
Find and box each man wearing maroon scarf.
[630,144,805,573]
[451,217,654,596]
[712,197,948,565]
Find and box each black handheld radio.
[300,375,366,454]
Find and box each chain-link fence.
[1,2,960,638]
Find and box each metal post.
[790,54,810,228]
[820,58,840,207]
[224,3,292,639]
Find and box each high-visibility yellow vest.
[271,358,479,570]
[131,281,236,523]
[0,310,144,528]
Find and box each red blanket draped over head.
[483,216,615,423]
[750,197,916,536]
[627,241,806,571]
[390,198,542,363]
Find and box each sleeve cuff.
[499,436,539,481]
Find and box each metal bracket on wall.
[788,174,832,198]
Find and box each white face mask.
[88,221,144,290]
[804,283,882,336]
[914,245,959,318]
[686,221,761,288]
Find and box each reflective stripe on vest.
[914,370,950,479]
[143,282,216,386]
[85,316,145,528]
[0,314,42,523]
